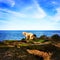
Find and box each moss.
[34,39,48,43]
[19,43,28,46]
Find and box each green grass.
[19,43,28,46]
[34,39,46,43]
[4,40,17,42]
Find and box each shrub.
[39,35,48,40]
[51,34,60,43]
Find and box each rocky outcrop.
[27,49,51,60]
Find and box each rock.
[51,34,60,44]
[39,35,48,40]
[27,49,51,60]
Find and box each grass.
[4,40,17,42]
[34,39,46,43]
[19,43,29,46]
[0,39,50,48]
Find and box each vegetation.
[51,34,60,41]
[0,34,60,60]
[18,43,28,46]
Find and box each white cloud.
[0,0,15,7]
[4,9,26,17]
[33,0,46,19]
[51,1,60,7]
[0,20,56,30]
[0,0,46,19]
[52,1,58,5]
[53,8,60,21]
[48,8,60,22]
[21,0,46,19]
[0,8,26,18]
[0,20,8,23]
[0,0,60,30]
[43,7,60,30]
[8,0,15,7]
[0,8,27,30]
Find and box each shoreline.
[0,34,60,60]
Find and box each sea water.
[0,30,60,41]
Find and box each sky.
[0,0,60,30]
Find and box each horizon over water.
[0,30,60,41]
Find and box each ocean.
[0,30,60,41]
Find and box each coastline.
[0,34,60,60]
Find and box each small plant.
[19,43,28,46]
[34,39,46,43]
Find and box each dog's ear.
[22,32,26,35]
[33,34,36,37]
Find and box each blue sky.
[0,0,60,30]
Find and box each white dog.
[22,32,36,40]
